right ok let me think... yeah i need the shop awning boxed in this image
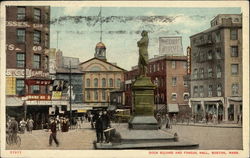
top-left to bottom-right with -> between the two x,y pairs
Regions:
6,97 -> 24,107
107,105 -> 117,111
167,104 -> 179,113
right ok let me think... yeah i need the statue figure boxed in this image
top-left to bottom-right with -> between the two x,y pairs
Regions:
137,30 -> 149,76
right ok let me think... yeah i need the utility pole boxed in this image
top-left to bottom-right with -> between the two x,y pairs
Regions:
69,60 -> 72,125
23,42 -> 27,120
56,31 -> 60,49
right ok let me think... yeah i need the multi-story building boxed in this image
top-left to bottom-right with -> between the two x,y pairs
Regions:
189,14 -> 242,123
124,55 -> 190,117
79,42 -> 126,109
6,6 -> 51,129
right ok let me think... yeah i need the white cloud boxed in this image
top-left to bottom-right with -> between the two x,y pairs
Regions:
172,14 -> 206,27
63,7 -> 82,16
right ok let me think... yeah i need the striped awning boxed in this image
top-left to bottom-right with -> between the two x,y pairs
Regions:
6,97 -> 24,107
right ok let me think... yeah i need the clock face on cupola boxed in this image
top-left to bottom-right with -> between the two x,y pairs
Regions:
95,42 -> 106,61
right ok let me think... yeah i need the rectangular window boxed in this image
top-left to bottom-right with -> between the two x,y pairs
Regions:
16,53 -> 25,68
171,93 -> 177,101
34,30 -> 41,45
183,93 -> 189,101
232,83 -> 239,96
230,29 -> 238,40
94,90 -> 98,100
17,7 -> 26,20
216,48 -> 222,59
231,46 -> 238,57
231,64 -> 239,75
16,79 -> 25,95
194,69 -> 198,79
45,34 -> 49,48
207,50 -> 212,60
17,29 -> 25,43
33,54 -> 41,69
172,61 -> 176,69
86,90 -> 90,100
208,67 -> 213,78
208,85 -> 213,97
172,77 -> 177,86
217,84 -> 222,97
183,80 -> 188,87
102,90 -> 106,100
199,68 -> 204,79
215,31 -> 221,43
44,56 -> 49,70
199,85 -> 204,97
34,8 -> 41,22
194,86 -> 198,98
31,85 -> 40,94
216,65 -> 222,78
45,13 -> 49,24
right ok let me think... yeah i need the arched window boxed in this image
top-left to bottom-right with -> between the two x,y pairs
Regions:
102,90 -> 106,100
86,79 -> 90,87
94,78 -> 98,88
102,78 -> 106,88
86,90 -> 90,100
109,78 -> 113,87
116,79 -> 121,88
94,90 -> 98,100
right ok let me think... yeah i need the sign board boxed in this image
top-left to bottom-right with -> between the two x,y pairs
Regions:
52,91 -> 62,100
159,37 -> 183,56
6,77 -> 16,95
187,46 -> 192,75
62,56 -> 79,68
6,69 -> 49,78
26,94 -> 51,101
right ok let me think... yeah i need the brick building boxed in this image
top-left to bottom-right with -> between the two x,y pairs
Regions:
79,42 -> 126,110
189,14 -> 242,123
6,6 -> 51,129
124,55 -> 190,117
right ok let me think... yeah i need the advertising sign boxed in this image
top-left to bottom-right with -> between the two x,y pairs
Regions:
159,37 -> 183,56
187,46 -> 192,75
6,77 -> 16,95
52,91 -> 62,100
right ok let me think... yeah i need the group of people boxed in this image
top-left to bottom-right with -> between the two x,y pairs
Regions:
93,111 -> 111,143
6,117 -> 34,134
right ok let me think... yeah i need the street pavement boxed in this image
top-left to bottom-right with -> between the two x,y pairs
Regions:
5,122 -> 243,150
161,124 -> 243,150
6,121 -> 96,150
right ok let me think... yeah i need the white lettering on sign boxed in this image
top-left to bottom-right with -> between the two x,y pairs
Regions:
6,69 -> 49,78
33,46 -> 42,51
33,24 -> 43,28
159,37 -> 183,55
6,44 -> 22,51
6,21 -> 31,27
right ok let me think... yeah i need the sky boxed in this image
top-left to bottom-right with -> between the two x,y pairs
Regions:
50,7 -> 241,70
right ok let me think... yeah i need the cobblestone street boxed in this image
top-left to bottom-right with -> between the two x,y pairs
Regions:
6,122 -> 243,150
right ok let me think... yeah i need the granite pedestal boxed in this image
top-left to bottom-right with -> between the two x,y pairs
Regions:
94,77 -> 199,149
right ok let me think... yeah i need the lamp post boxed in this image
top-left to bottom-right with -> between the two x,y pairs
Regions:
154,77 -> 159,113
69,60 -> 72,125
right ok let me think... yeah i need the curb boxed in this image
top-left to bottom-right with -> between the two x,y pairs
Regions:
174,123 -> 242,128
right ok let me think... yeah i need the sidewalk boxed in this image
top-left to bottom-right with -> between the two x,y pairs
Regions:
174,122 -> 242,128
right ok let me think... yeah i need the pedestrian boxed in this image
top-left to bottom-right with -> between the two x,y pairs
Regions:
213,113 -> 217,124
156,114 -> 162,129
172,114 -> 177,125
19,118 -> 27,134
95,111 -> 104,143
49,118 -> 59,147
8,117 -> 19,140
102,111 -> 111,143
77,117 -> 81,129
27,118 -> 34,133
165,114 -> 171,129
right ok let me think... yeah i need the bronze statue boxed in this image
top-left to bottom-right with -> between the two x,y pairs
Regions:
137,30 -> 149,76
